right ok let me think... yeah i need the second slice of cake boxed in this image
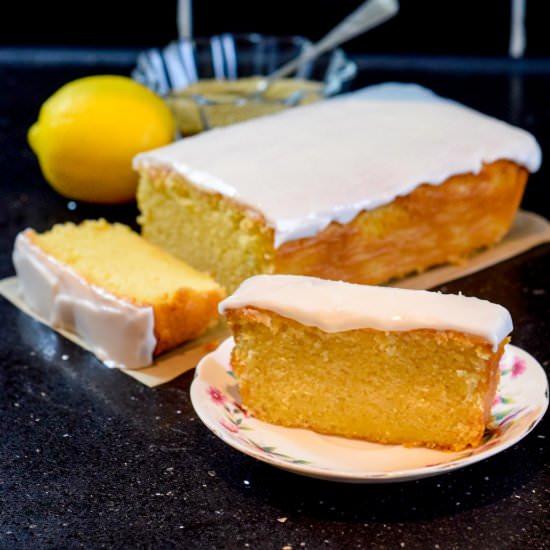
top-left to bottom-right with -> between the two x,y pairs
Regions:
13,219 -> 225,369
220,275 -> 512,451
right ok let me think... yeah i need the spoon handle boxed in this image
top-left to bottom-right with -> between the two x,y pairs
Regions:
268,0 -> 399,82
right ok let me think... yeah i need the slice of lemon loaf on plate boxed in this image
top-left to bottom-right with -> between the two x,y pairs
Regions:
13,219 -> 224,368
220,274 -> 512,451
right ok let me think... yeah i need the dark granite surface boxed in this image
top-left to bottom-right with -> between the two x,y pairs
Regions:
0,54 -> 548,549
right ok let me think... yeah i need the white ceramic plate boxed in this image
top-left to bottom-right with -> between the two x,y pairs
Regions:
190,339 -> 548,483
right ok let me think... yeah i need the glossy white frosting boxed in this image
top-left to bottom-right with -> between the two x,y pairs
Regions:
12,231 -> 156,369
134,92 -> 541,248
219,275 -> 513,351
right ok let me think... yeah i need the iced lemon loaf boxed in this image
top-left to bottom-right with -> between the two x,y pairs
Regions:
13,219 -> 224,368
135,94 -> 541,292
220,275 -> 512,451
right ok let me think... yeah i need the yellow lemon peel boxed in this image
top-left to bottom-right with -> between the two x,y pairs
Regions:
28,75 -> 175,204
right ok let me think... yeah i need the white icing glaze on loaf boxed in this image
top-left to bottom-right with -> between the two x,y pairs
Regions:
219,275 -> 513,351
13,231 -> 156,369
134,96 -> 541,248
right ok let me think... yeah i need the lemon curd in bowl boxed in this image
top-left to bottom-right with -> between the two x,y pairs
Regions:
165,76 -> 323,135
132,33 -> 357,135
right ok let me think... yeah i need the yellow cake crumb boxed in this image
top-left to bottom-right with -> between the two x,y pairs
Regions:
137,160 -> 527,293
27,219 -> 225,355
225,306 -> 505,451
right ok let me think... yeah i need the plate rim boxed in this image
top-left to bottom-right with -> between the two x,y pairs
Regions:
190,339 -> 549,483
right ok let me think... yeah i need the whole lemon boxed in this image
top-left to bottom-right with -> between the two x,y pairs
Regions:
28,75 -> 175,204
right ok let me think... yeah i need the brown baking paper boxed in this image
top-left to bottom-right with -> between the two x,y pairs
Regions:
1,210 -> 549,387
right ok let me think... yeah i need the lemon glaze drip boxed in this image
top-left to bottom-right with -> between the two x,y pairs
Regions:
219,275 -> 513,352
13,231 -> 156,369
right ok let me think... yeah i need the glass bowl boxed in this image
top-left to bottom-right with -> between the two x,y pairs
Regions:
132,33 -> 357,135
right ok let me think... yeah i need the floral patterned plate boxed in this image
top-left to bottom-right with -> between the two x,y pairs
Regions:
190,338 -> 548,483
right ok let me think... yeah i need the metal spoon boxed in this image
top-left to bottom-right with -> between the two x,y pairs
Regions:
254,0 -> 399,96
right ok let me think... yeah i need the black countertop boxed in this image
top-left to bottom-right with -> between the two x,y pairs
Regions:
0,52 -> 548,549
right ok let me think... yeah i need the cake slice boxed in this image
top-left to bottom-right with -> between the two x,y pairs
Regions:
12,219 -> 224,369
134,94 -> 541,292
220,275 -> 512,451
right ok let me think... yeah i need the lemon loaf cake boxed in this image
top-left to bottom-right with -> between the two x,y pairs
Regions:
220,274 -> 512,451
12,219 -> 224,369
135,93 -> 541,292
